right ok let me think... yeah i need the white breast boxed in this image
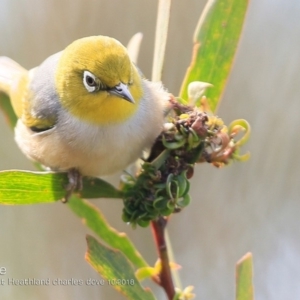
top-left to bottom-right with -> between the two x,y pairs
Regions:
15,80 -> 168,176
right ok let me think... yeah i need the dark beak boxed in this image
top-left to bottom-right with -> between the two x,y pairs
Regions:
109,83 -> 135,104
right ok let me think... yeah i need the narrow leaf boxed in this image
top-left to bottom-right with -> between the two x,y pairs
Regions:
0,170 -> 122,205
135,267 -> 157,282
80,176 -> 122,199
236,252 -> 254,300
68,197 -> 148,269
86,235 -> 156,300
0,170 -> 67,204
180,0 -> 249,112
152,0 -> 172,81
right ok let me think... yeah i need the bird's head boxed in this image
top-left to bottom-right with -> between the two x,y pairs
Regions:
55,35 -> 143,125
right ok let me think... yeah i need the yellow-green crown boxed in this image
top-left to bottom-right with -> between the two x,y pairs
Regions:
55,35 -> 143,125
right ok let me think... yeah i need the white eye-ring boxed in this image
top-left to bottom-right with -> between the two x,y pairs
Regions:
83,70 -> 99,93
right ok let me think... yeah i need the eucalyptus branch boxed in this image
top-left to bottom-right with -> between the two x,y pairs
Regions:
151,217 -> 175,300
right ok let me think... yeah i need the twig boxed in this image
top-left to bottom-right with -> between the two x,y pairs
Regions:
151,217 -> 175,300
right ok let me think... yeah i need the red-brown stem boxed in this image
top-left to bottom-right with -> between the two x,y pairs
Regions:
151,217 -> 175,300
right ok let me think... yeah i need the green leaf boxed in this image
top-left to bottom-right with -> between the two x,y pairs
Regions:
86,235 -> 156,300
80,176 -> 122,199
68,197 -> 148,269
135,267 -> 158,282
236,252 -> 254,300
0,93 -> 17,128
0,170 -> 122,204
179,0 -> 249,112
0,170 -> 67,204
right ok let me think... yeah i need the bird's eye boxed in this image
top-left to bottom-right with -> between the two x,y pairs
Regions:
83,71 -> 99,93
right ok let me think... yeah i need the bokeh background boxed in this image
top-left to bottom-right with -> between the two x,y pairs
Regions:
1,0 -> 300,299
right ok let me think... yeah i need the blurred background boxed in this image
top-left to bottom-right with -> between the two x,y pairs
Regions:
1,0 -> 300,299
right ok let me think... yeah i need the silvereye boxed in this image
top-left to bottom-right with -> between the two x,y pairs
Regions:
0,36 -> 168,186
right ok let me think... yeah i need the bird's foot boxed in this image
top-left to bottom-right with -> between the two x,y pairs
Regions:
62,168 -> 83,203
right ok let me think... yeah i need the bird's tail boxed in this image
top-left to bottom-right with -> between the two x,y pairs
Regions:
0,56 -> 26,96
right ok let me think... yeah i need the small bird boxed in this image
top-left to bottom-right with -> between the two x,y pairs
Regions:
0,35 -> 168,198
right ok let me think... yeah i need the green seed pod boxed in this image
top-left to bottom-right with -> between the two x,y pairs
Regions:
167,200 -> 175,210
177,193 -> 191,208
174,133 -> 185,141
162,135 -> 186,150
153,197 -> 167,210
166,173 -> 174,199
122,212 -> 131,223
176,171 -> 189,197
161,207 -> 174,216
137,219 -> 150,227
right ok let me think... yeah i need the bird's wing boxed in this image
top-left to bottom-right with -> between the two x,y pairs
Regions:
0,57 -> 27,95
0,56 -> 29,118
0,56 -> 58,131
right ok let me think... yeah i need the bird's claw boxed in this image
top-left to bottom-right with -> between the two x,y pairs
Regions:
62,169 -> 83,203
